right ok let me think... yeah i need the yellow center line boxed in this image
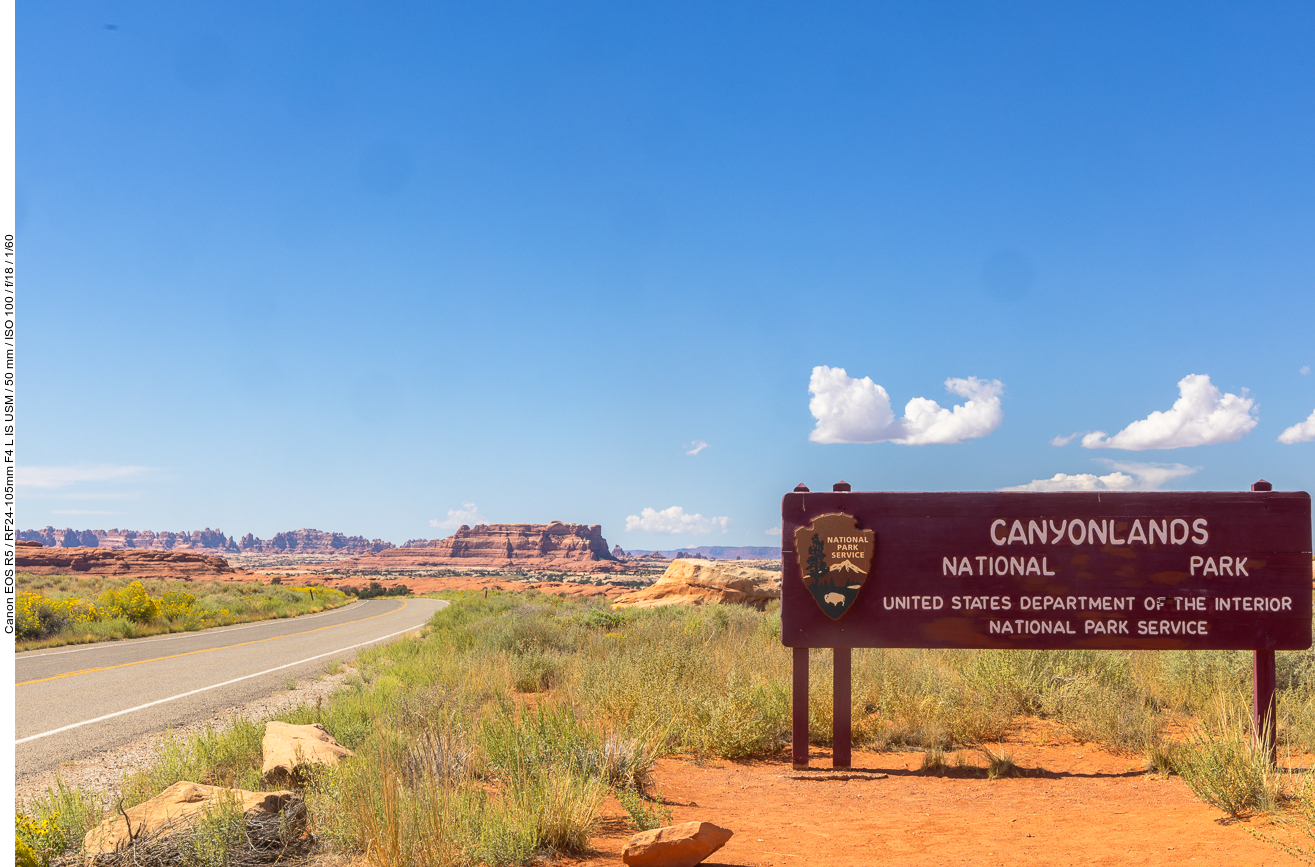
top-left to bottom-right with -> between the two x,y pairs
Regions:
17,599 -> 410,687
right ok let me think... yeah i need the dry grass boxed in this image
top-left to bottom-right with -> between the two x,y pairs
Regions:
18,591 -> 1315,867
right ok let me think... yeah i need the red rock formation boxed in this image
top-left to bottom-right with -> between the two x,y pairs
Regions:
20,526 -> 239,551
238,529 -> 392,555
18,526 -> 393,555
16,546 -> 241,579
322,522 -> 626,573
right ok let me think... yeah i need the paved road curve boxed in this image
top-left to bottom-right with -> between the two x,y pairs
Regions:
16,597 -> 448,777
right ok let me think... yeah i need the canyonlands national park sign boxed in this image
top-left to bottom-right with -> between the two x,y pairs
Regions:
782,487 -> 1312,651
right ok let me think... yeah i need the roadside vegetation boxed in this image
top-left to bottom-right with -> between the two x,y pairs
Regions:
14,574 -> 351,650
17,591 -> 1315,866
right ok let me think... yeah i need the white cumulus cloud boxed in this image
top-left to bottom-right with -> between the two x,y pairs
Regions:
807,366 -> 1004,445
999,472 -> 1136,493
684,440 -> 709,456
625,506 -> 730,536
19,464 -> 151,489
1049,433 -> 1079,447
1081,374 -> 1257,450
1278,408 -> 1315,444
430,502 -> 486,531
764,525 -> 781,536
1000,461 -> 1198,492
1301,365 -> 1311,376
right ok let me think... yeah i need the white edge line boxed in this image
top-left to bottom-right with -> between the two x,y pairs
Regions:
16,605 -> 445,745
16,601 -> 368,660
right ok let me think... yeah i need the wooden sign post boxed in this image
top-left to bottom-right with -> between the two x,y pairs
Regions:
782,482 -> 1313,770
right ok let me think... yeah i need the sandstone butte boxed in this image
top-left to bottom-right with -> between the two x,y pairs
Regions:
317,521 -> 630,573
611,559 -> 781,610
15,541 -> 245,580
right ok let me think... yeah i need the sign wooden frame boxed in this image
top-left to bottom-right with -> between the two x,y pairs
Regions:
781,481 -> 1313,769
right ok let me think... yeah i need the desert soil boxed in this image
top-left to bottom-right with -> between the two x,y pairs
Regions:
573,728 -> 1312,867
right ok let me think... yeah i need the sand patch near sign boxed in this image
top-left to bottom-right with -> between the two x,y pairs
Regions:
567,739 -> 1313,867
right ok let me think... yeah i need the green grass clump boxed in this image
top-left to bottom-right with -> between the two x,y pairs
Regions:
981,746 -> 1018,780
1174,705 -> 1283,817
16,781 -> 103,867
920,746 -> 946,774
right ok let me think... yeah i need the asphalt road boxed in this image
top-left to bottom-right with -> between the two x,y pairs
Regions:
16,597 -> 448,778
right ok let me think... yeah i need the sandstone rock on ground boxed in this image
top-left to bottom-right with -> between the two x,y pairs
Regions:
621,821 -> 733,867
321,521 -> 629,573
83,781 -> 303,860
262,722 -> 354,784
16,546 -> 242,580
611,559 -> 781,610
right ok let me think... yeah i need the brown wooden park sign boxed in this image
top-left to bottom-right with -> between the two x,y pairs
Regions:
780,481 -> 1312,770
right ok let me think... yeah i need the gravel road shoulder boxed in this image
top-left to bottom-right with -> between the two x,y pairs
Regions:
15,663 -> 360,810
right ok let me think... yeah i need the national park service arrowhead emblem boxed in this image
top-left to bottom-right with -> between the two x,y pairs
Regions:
794,513 -> 875,620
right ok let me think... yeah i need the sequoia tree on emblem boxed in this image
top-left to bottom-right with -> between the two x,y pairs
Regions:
793,513 -> 876,619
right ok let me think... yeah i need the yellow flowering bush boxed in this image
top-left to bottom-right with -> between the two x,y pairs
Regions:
16,811 -> 65,867
15,578 -> 349,646
98,580 -> 159,623
15,594 -> 96,640
63,598 -> 98,625
16,592 -> 53,640
158,589 -> 198,621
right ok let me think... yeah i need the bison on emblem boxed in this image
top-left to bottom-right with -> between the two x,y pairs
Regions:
794,513 -> 876,620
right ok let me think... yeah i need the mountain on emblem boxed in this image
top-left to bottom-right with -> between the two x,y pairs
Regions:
794,513 -> 876,620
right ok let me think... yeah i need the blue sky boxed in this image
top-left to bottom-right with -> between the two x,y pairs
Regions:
19,2 -> 1315,549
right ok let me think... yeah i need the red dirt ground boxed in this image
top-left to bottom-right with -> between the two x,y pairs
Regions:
571,732 -> 1313,866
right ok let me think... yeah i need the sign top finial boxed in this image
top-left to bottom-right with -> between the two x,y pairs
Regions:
1252,479 -> 1273,492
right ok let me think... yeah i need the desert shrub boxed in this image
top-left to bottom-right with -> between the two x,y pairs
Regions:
17,780 -> 104,867
579,608 -> 628,630
340,580 -> 411,599
694,674 -> 788,759
158,589 -> 199,622
848,648 -> 1014,749
17,593 -> 69,640
510,650 -> 557,693
510,771 -> 606,855
1175,704 -> 1282,817
1040,676 -> 1162,754
617,788 -> 673,831
122,718 -> 266,805
981,746 -> 1018,780
488,607 -> 571,656
98,581 -> 159,623
1247,768 -> 1315,862
586,730 -> 661,792
15,810 -> 70,867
